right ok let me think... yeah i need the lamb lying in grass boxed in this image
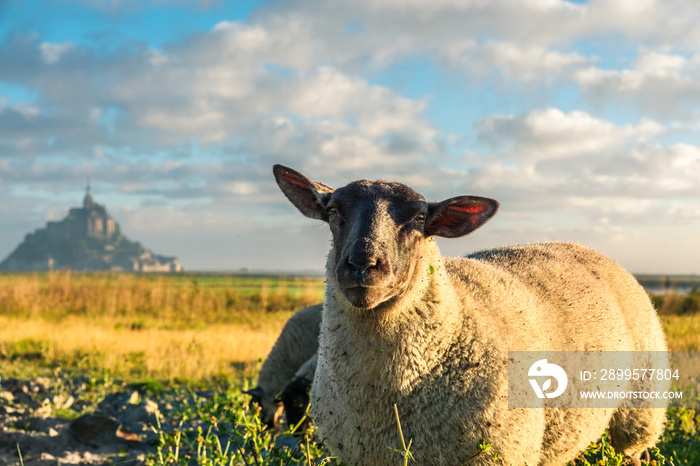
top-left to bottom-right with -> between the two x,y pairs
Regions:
273,164 -> 668,465
246,303 -> 321,428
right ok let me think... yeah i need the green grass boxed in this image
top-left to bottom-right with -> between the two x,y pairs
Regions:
143,390 -> 696,466
144,386 -> 336,465
652,289 -> 700,317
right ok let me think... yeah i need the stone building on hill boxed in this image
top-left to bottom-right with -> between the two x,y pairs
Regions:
0,184 -> 183,272
45,184 -> 119,240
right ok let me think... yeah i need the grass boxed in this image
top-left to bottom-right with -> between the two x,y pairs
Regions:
0,316 -> 295,382
662,313 -> 700,351
1,272 -> 699,465
0,271 -> 324,383
143,386 -> 334,465
651,288 -> 700,317
658,289 -> 700,352
0,271 -> 324,323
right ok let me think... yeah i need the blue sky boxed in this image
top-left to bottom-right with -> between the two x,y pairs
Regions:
1,0 -> 699,273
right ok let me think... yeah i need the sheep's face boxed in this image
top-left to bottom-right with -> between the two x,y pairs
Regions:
326,180 -> 426,309
273,165 -> 499,310
244,386 -> 283,428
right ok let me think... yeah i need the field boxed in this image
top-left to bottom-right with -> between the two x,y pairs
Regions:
0,272 -> 699,465
0,272 -> 325,383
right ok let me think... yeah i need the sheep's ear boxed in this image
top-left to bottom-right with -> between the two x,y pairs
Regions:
425,196 -> 499,238
273,164 -> 334,221
243,386 -> 265,404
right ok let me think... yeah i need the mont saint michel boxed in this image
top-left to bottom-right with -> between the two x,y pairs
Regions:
0,185 -> 183,272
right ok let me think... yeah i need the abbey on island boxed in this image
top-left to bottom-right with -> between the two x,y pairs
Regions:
0,184 -> 182,272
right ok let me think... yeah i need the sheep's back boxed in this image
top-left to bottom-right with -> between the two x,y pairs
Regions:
258,303 -> 323,395
446,241 -> 665,353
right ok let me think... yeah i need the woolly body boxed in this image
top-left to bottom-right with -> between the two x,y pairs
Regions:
314,242 -> 666,465
253,303 -> 322,427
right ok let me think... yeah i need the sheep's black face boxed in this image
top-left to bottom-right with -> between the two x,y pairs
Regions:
326,181 -> 427,309
273,165 -> 499,310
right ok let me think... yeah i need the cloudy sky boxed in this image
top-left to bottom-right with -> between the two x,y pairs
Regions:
1,0 -> 699,274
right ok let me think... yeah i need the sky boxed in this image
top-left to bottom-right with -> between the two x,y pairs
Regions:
0,0 -> 699,274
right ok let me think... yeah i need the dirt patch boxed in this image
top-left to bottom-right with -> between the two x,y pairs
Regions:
0,377 -> 185,465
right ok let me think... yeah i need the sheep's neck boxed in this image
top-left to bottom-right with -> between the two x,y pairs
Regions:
322,241 -> 467,396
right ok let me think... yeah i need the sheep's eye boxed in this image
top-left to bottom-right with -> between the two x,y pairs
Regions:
415,213 -> 426,222
327,207 -> 338,216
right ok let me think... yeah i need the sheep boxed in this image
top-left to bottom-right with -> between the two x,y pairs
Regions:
246,302 -> 322,428
279,353 -> 318,429
272,164 -> 668,466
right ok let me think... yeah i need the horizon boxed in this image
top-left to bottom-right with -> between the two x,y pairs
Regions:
1,0 -> 699,274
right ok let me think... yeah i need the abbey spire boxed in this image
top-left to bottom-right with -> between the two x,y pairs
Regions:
84,178 -> 95,209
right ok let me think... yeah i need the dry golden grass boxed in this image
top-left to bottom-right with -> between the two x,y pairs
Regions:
0,272 -> 323,324
662,313 -> 700,351
0,314 -> 293,382
0,272 -> 324,383
650,291 -> 700,351
1,273 -> 698,384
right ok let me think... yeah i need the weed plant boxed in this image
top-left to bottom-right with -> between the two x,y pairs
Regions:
145,385 -> 338,465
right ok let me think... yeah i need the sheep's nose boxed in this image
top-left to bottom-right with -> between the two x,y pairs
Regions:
347,256 -> 378,274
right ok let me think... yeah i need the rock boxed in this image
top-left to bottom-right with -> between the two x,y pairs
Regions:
33,400 -> 53,419
52,393 -> 75,410
32,377 -> 52,393
0,405 -> 19,415
33,402 -> 53,419
97,391 -> 161,436
119,397 -> 160,427
116,425 -> 142,442
4,380 -> 40,410
127,391 -> 140,405
69,414 -> 142,447
98,392 -> 138,415
0,377 -> 159,466
275,434 -> 302,450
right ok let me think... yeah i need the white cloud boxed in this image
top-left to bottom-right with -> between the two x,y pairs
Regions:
6,0 -> 700,159
634,52 -> 688,78
39,42 -> 73,64
575,51 -> 700,119
429,40 -> 593,83
12,103 -> 40,118
476,108 -> 664,160
0,18 -> 440,172
287,67 -> 432,137
225,181 -> 258,196
459,109 -> 700,251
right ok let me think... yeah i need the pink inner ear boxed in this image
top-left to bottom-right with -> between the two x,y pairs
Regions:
447,204 -> 487,215
283,172 -> 310,189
